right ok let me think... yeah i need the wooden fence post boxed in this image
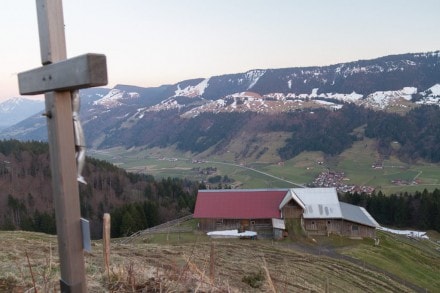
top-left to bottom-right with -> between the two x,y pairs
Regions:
103,213 -> 111,277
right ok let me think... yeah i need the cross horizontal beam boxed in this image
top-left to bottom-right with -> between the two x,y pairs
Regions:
18,53 -> 107,95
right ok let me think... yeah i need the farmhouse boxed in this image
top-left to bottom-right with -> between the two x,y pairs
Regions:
193,188 -> 379,239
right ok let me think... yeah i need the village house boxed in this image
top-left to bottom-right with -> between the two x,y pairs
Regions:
193,187 -> 379,239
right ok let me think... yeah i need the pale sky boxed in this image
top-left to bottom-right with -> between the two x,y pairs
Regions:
1,0 -> 439,101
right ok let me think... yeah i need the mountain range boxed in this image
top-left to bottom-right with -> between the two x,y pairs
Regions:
0,97 -> 44,130
1,51 -> 439,163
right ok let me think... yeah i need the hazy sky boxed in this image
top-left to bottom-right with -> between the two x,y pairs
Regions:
1,0 -> 439,101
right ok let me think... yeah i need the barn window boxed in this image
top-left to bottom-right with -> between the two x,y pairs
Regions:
327,221 -> 331,224
311,221 -> 315,225
250,220 -> 256,225
352,225 -> 359,231
216,219 -> 223,225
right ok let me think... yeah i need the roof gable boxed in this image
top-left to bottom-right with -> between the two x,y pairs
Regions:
292,188 -> 343,219
279,189 -> 306,210
194,189 -> 288,219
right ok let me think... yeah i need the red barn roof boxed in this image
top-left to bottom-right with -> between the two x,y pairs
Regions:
193,189 -> 288,219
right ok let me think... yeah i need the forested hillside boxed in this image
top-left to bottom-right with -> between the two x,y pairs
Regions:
0,140 -> 199,238
116,104 -> 440,164
341,189 -> 440,232
277,105 -> 440,163
365,105 -> 440,162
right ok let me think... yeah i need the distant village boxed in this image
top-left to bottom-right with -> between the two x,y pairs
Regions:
190,158 -> 422,193
310,170 -> 376,194
311,168 -> 422,194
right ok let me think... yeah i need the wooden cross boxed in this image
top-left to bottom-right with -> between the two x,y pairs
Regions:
17,0 -> 107,292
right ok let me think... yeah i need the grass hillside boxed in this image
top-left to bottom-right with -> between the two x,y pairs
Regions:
1,224 -> 439,292
340,231 -> 440,292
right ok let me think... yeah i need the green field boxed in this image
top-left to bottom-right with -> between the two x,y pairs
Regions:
88,142 -> 440,194
341,230 -> 440,292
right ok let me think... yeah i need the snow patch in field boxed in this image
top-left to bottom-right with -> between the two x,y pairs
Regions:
207,229 -> 257,238
378,226 -> 429,239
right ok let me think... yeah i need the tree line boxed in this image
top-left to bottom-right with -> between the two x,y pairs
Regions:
340,189 -> 440,232
2,174 -> 199,239
0,140 -> 199,238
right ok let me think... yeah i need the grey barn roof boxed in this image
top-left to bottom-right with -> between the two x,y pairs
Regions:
291,188 -> 343,219
280,187 -> 379,228
340,202 -> 380,228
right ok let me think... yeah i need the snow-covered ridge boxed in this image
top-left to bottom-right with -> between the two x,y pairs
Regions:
93,89 -> 139,108
361,87 -> 417,109
416,84 -> 440,105
0,97 -> 43,113
93,83 -> 440,119
174,78 -> 210,98
0,97 -> 27,112
145,84 -> 440,118
414,51 -> 440,58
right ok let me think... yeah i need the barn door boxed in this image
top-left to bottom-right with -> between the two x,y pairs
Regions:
240,219 -> 250,231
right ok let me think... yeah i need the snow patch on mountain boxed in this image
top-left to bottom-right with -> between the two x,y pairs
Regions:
0,97 -> 45,128
179,90 -> 349,118
147,98 -> 183,112
93,89 -> 124,107
0,97 -> 27,112
176,84 -> 439,117
414,51 -> 440,58
314,100 -> 343,110
425,84 -> 440,96
265,91 -> 363,103
322,92 -> 364,102
128,92 -> 140,98
245,70 -> 266,90
230,92 -> 263,99
93,89 -> 139,108
362,87 -> 417,109
174,78 -> 210,97
335,64 -> 385,78
416,84 -> 440,105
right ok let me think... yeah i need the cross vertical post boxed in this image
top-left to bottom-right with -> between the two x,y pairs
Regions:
17,0 -> 107,291
36,0 -> 86,291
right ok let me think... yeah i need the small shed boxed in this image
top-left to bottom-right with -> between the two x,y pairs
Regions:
272,218 -> 286,239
